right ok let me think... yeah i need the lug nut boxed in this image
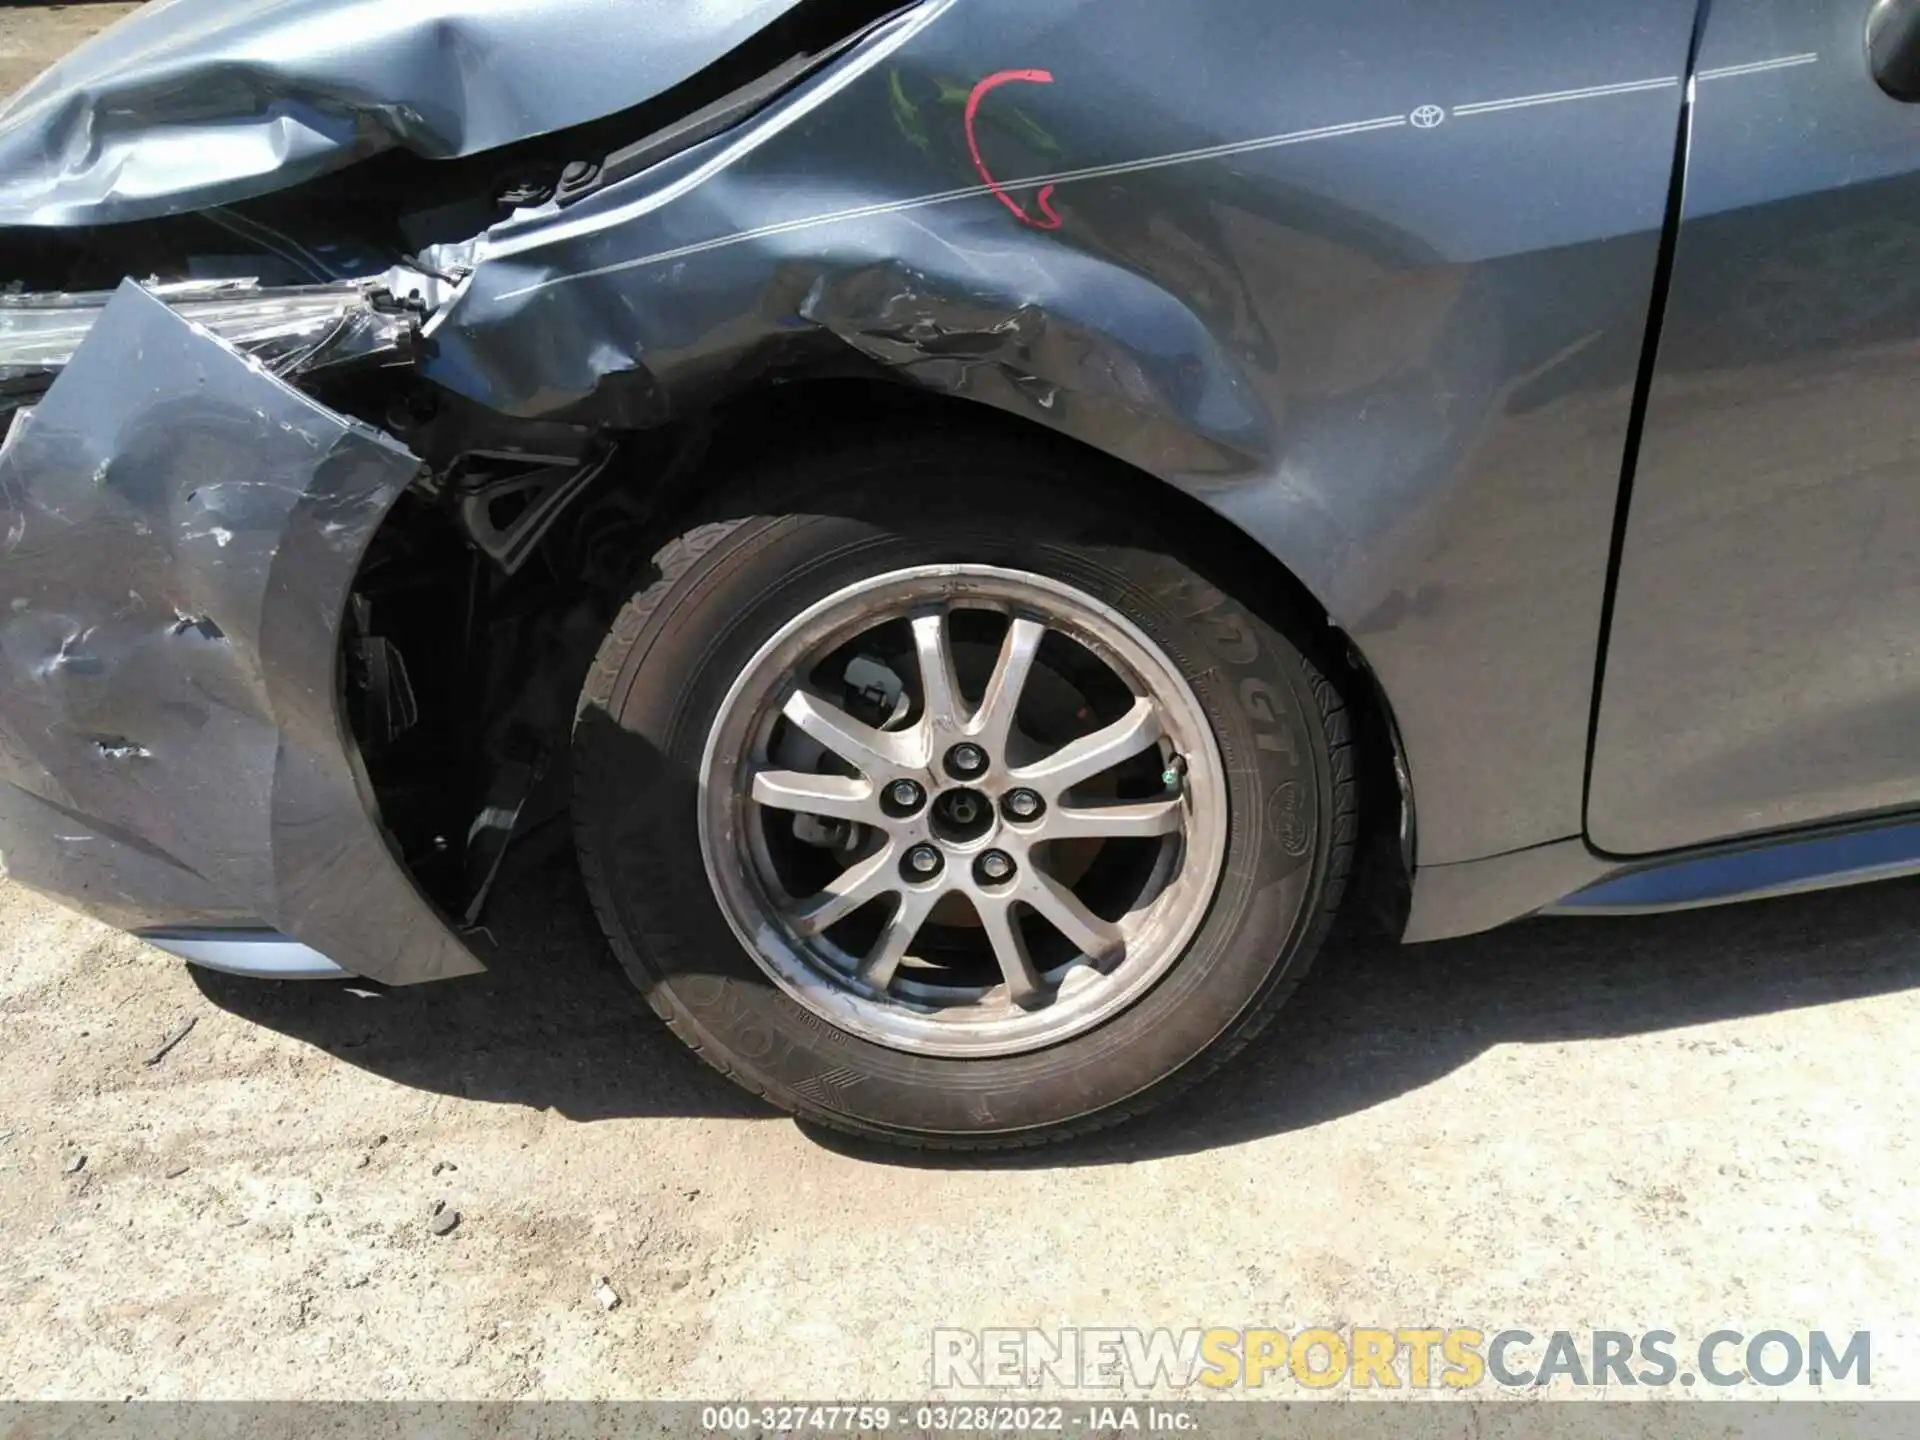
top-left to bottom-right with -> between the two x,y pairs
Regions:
888,779 -> 925,811
976,849 -> 1016,884
946,742 -> 988,778
1004,788 -> 1044,821
903,844 -> 944,879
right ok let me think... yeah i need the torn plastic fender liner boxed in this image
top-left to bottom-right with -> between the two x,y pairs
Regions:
0,282 -> 482,984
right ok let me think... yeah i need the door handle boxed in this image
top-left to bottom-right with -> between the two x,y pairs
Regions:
1869,0 -> 1920,100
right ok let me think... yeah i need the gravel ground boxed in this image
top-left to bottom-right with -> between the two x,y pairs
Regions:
4,0 -> 1920,1416
4,856 -> 1920,1402
0,4 -> 141,100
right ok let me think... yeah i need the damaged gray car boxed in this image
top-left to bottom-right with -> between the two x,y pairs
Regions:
6,0 -> 1920,1146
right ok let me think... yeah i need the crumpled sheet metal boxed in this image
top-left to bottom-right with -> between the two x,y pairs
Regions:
425,0 -> 1689,865
0,0 -> 808,227
0,282 -> 482,984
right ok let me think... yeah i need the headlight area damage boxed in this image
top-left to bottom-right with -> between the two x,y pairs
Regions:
0,0 -> 961,984
0,276 -> 432,420
0,281 -> 482,983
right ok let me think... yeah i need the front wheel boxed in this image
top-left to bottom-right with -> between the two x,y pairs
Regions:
571,434 -> 1354,1148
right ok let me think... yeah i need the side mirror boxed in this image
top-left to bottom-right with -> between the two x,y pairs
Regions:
1869,0 -> 1920,100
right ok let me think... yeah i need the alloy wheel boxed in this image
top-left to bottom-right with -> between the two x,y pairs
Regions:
698,564 -> 1228,1058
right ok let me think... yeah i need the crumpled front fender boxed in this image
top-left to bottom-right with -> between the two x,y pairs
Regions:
0,282 -> 481,984
420,0 -> 1686,869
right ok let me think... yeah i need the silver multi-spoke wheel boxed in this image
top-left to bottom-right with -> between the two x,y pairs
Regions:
699,564 -> 1228,1057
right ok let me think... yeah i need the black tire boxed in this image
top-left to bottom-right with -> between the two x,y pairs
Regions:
571,430 -> 1355,1149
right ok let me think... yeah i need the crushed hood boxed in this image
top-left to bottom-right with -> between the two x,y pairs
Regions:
0,0 -> 807,227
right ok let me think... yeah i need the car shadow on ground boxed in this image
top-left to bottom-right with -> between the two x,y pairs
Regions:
191,846 -> 1920,1167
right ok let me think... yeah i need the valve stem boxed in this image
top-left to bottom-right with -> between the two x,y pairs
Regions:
1162,753 -> 1188,794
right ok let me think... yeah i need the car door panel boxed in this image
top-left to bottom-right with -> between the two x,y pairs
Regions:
1590,0 -> 1920,855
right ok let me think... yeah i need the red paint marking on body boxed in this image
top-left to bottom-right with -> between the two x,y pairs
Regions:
965,69 -> 1062,230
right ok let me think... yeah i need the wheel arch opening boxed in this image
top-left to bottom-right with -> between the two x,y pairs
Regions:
341,374 -> 1413,946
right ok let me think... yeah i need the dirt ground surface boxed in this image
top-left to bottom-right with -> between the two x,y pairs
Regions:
5,856 -> 1920,1404
4,0 -> 1920,1418
0,4 -> 141,99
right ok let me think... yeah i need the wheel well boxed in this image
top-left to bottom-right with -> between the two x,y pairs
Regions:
346,376 -> 1411,937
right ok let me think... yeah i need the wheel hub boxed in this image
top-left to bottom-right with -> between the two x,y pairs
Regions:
931,785 -> 997,846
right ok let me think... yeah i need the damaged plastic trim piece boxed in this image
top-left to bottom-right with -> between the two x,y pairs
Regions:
141,929 -> 352,980
0,282 -> 483,985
